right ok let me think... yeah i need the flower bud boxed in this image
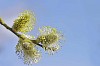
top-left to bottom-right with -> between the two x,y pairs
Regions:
12,10 -> 36,33
16,38 -> 41,65
37,26 -> 63,54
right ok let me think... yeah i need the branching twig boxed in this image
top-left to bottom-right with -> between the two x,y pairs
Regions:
0,18 -> 23,39
0,18 -> 42,48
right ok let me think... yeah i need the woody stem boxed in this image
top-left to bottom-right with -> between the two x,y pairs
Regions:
0,18 -> 42,47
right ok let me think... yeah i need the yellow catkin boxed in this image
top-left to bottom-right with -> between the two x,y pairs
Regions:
12,10 -> 36,33
36,26 -> 63,54
16,38 -> 41,65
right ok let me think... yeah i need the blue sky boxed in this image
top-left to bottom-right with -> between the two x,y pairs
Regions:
0,0 -> 100,66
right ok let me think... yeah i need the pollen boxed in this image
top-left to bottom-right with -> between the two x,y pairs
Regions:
36,26 -> 63,54
16,38 -> 41,65
12,10 -> 36,33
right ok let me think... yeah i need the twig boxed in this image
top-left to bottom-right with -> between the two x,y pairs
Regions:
0,18 -> 42,47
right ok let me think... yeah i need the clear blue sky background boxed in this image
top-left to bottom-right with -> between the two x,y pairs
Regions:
0,0 -> 100,66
